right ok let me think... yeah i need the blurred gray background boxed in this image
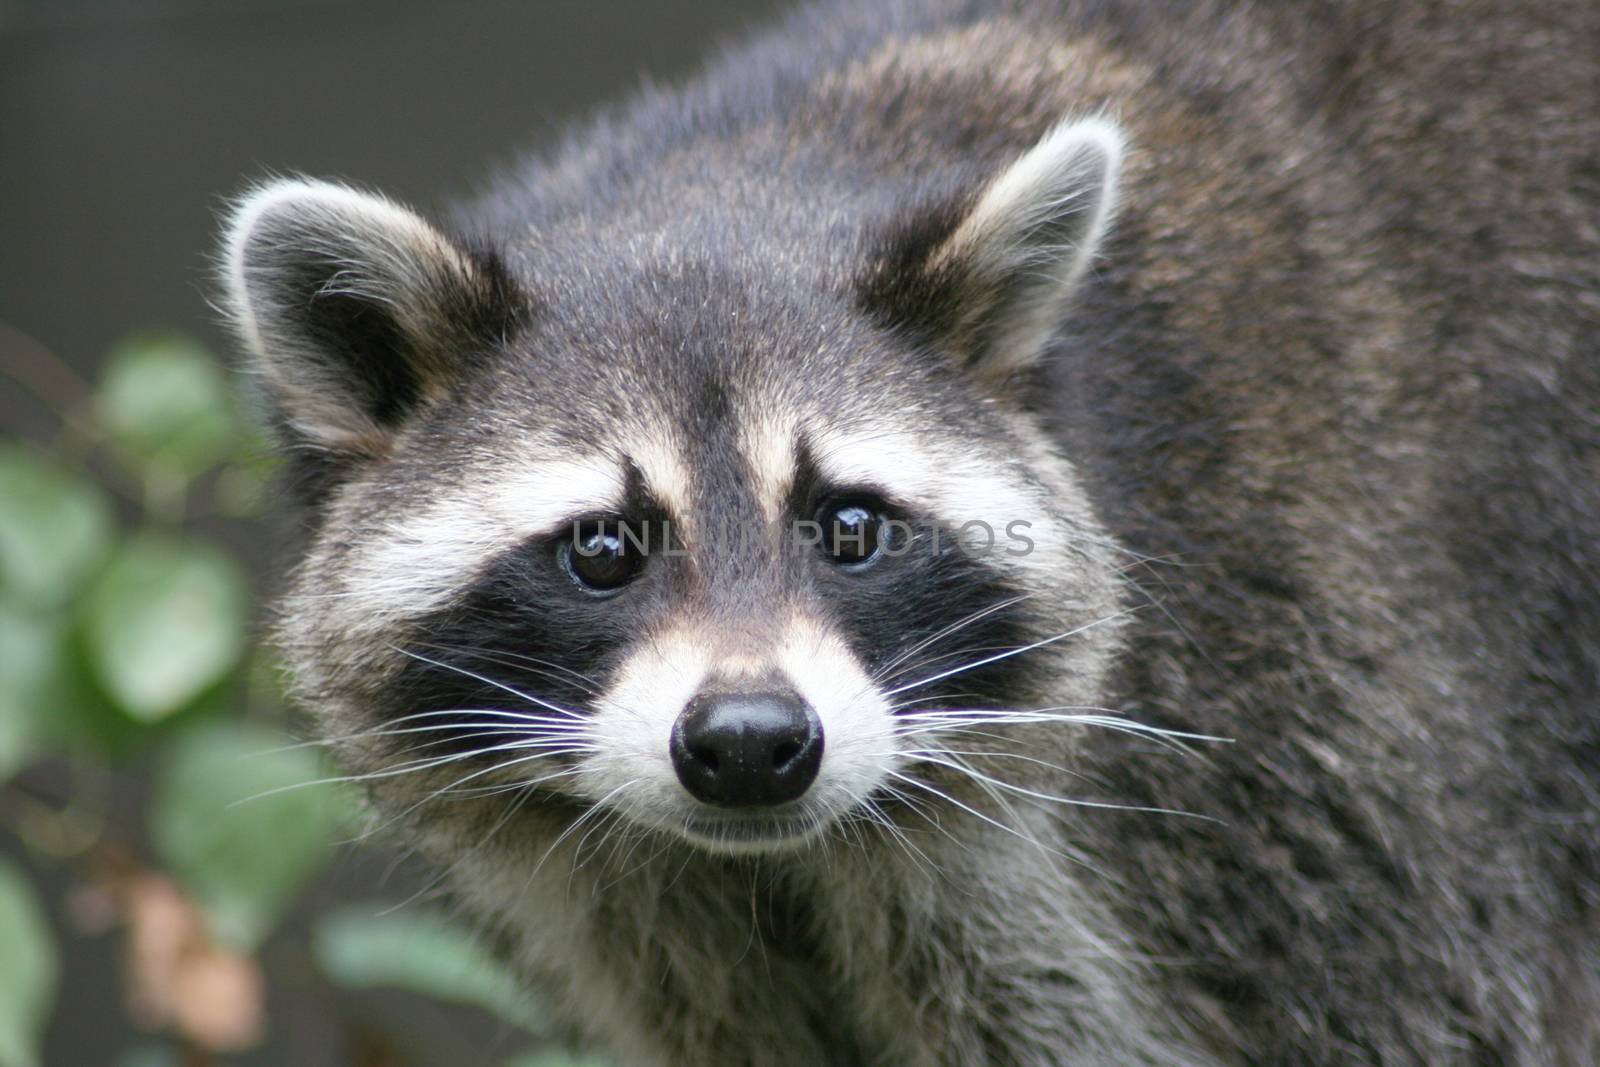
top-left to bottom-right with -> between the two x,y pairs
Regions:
1,0 -> 790,453
0,1 -> 789,1063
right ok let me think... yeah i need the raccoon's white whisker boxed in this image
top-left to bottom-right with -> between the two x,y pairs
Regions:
925,747 -> 1035,846
593,835 -> 652,893
313,714 -> 595,750
388,646 -> 589,721
857,713 -> 992,755
372,734 -> 596,768
382,707 -> 592,729
376,754 -> 588,824
881,643 -> 1032,688
900,752 -> 1212,820
240,734 -> 596,805
902,720 -> 1196,760
409,642 -> 605,696
882,693 -> 993,715
324,727 -> 595,764
896,739 -> 1107,796
856,796 -> 943,877
1105,544 -> 1192,570
348,762 -> 587,845
639,830 -> 685,884
895,707 -> 1223,740
271,752 -> 566,812
247,713 -> 583,758
882,610 -> 1134,697
887,769 -> 1018,839
571,805 -> 633,886
885,770 -> 1072,865
894,709 -> 1227,756
866,785 -> 966,872
875,781 -> 946,830
804,807 -> 831,852
873,593 -> 1035,682
384,737 -> 596,774
530,779 -> 641,885
894,703 -> 1121,718
858,702 -> 1169,748
227,762 -> 442,805
387,740 -> 598,774
378,738 -> 593,769
886,747 -> 1095,784
433,772 -> 584,813
829,812 -> 861,858
900,726 -> 1024,750
385,731 -> 595,761
596,817 -> 679,892
440,773 -> 584,800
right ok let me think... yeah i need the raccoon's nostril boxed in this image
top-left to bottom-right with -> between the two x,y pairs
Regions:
670,690 -> 823,808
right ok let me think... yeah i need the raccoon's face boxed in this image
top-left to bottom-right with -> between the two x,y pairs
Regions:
223,119 -> 1129,856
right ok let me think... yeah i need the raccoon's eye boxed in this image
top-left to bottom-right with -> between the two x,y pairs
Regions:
818,499 -> 886,568
560,520 -> 644,594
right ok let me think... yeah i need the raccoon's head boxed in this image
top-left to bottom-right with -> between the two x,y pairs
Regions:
221,118 -> 1130,859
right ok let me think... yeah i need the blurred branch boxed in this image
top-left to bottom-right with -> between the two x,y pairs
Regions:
0,319 -> 93,419
0,319 -> 148,504
2,763 -> 118,858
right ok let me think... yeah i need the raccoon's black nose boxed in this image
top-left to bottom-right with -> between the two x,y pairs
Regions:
670,691 -> 823,807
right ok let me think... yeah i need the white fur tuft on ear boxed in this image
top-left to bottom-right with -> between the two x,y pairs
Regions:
938,116 -> 1125,378
223,179 -> 467,354
219,178 -> 517,453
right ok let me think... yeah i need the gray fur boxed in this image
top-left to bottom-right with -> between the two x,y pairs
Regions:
219,1 -> 1600,1064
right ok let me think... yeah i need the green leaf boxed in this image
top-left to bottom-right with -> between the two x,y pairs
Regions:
97,334 -> 239,480
81,535 -> 247,722
0,609 -> 58,778
150,722 -> 344,951
0,859 -> 58,1067
315,905 -> 549,1035
0,605 -> 136,769
0,446 -> 114,609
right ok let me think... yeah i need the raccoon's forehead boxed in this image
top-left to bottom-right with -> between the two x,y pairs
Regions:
393,375 -> 1030,531
412,272 -> 1028,525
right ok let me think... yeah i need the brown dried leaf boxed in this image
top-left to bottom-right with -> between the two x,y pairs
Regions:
124,875 -> 195,1031
119,872 -> 265,1053
170,947 -> 263,1052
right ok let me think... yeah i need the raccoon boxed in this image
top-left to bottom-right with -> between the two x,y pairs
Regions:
217,0 -> 1600,1063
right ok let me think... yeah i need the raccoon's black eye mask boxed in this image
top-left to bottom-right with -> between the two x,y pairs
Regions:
549,492 -> 907,597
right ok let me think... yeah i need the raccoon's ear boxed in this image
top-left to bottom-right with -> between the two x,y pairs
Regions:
220,178 -> 525,453
864,117 -> 1123,382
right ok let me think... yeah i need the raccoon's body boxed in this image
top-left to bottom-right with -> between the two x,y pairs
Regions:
219,1 -> 1600,1064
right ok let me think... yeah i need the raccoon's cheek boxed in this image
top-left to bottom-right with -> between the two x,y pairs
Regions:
571,620 -> 899,837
